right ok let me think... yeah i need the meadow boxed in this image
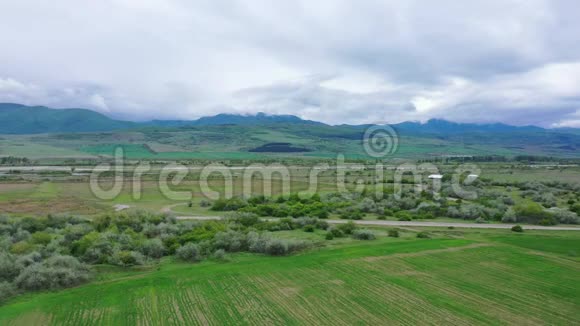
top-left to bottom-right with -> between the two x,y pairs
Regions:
0,228 -> 578,325
1,161 -> 579,325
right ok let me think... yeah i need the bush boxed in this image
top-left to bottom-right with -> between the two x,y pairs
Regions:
110,250 -> 145,266
140,239 -> 166,259
336,221 -> 357,235
304,225 -> 315,232
225,212 -> 260,227
387,229 -> 399,238
0,252 -> 20,282
10,241 -> 34,255
176,243 -> 201,262
501,207 -> 517,223
0,281 -> 17,303
264,239 -> 289,255
14,255 -> 90,291
549,208 -> 580,224
327,227 -> 344,238
212,249 -> 228,261
352,229 -> 376,240
539,218 -> 557,226
210,197 -> 247,211
213,230 -> 246,252
199,200 -> 211,207
514,202 -> 552,224
325,232 -> 334,240
315,220 -> 329,230
511,225 -> 524,232
475,217 -> 486,224
264,239 -> 308,256
416,232 -> 430,239
395,211 -> 412,221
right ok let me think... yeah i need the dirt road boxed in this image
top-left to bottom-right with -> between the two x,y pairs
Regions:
173,215 -> 580,231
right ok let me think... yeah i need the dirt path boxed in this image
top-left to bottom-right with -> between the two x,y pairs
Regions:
160,203 -> 186,214
172,214 -> 580,230
163,201 -> 580,231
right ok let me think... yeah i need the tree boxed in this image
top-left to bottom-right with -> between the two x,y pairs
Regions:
502,207 -> 517,223
140,239 -> 166,259
176,243 -> 201,262
352,229 -> 376,240
511,225 -> 523,232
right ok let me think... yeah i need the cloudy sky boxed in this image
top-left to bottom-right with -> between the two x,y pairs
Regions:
1,0 -> 579,127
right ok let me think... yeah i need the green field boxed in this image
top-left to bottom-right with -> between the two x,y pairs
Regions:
1,229 -> 579,325
3,119 -> 580,161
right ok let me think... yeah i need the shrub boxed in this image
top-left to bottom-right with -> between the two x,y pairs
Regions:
304,225 -> 315,232
395,211 -> 412,221
475,217 -> 486,224
264,239 -> 288,255
295,217 -> 318,228
511,225 -> 524,232
539,218 -> 557,226
325,232 -> 334,240
341,209 -> 364,220
336,221 -> 357,235
247,232 -> 270,253
416,232 -> 430,239
352,229 -> 376,240
176,243 -> 201,262
199,200 -> 211,207
10,241 -> 34,255
315,220 -> 329,230
212,249 -> 228,261
110,250 -> 145,266
264,239 -> 308,256
514,202 -> 552,224
225,212 -> 260,227
140,239 -> 166,259
210,197 -> 247,211
387,229 -> 399,238
0,252 -> 20,282
0,281 -> 17,303
15,252 -> 42,268
213,230 -> 246,252
328,227 -> 344,238
14,255 -> 90,291
549,208 -> 580,224
501,208 -> 517,223
31,232 -> 52,245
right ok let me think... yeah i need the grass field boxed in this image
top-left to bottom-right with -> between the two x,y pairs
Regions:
0,228 -> 578,325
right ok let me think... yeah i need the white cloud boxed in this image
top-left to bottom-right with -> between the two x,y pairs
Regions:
0,0 -> 579,125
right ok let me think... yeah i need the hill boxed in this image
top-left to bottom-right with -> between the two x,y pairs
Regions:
0,103 -> 135,134
1,103 -> 580,159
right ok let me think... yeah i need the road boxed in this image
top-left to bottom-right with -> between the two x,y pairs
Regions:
173,215 -> 580,231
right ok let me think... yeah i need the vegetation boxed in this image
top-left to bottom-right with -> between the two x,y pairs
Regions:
0,211 -> 322,303
0,229 -> 578,325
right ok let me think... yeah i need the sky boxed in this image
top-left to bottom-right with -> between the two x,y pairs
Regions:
0,0 -> 579,127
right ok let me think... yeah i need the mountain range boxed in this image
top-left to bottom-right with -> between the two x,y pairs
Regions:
1,103 -> 579,159
0,103 -> 566,134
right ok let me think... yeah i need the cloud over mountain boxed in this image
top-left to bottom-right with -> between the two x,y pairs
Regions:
0,0 -> 579,126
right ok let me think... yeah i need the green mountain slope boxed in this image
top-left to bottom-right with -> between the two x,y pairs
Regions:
0,103 -> 135,134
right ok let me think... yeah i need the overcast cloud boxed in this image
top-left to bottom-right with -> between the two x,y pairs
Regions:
0,0 -> 579,127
